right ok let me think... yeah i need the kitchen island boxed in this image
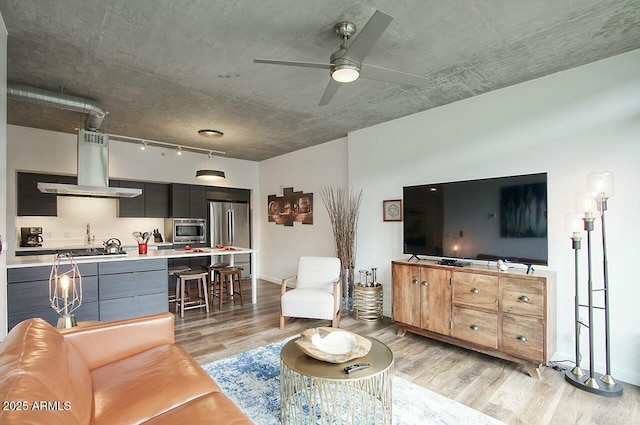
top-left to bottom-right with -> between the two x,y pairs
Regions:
6,247 -> 258,330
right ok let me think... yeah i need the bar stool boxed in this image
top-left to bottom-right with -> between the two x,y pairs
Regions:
168,265 -> 191,308
203,263 -> 229,307
175,270 -> 210,318
216,267 -> 244,309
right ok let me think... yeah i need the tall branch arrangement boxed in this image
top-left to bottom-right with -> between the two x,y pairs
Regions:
320,187 -> 363,274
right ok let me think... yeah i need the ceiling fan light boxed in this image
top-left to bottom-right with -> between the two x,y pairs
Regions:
196,169 -> 225,180
331,66 -> 359,83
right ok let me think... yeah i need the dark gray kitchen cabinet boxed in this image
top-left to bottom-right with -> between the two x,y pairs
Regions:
170,184 -> 190,217
17,172 -> 78,216
206,186 -> 251,203
189,185 -> 208,218
170,184 -> 207,218
115,181 -> 169,218
97,259 -> 168,321
7,263 -> 99,329
116,180 -> 145,217
144,182 -> 170,218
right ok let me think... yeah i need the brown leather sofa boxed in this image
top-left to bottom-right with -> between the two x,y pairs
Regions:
0,312 -> 251,425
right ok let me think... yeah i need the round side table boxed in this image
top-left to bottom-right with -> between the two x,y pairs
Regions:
280,336 -> 393,424
354,284 -> 383,321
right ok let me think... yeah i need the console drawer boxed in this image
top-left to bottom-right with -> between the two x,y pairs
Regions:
502,315 -> 544,362
502,278 -> 544,318
452,306 -> 498,349
453,272 -> 498,311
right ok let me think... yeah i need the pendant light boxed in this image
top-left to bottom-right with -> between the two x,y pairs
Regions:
196,169 -> 225,180
196,150 -> 226,180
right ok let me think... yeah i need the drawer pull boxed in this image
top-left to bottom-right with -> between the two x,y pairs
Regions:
518,295 -> 530,302
516,335 -> 528,342
421,281 -> 430,286
470,324 -> 479,331
470,288 -> 480,294
412,279 -> 419,285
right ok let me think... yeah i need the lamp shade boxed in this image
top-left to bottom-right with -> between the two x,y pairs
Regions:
564,213 -> 584,239
575,191 -> 600,219
587,171 -> 614,200
196,169 -> 225,180
49,253 -> 82,328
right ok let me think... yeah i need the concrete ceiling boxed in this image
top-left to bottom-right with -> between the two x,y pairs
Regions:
1,1 -> 639,162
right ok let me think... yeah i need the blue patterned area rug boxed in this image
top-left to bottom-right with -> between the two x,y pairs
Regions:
201,338 -> 505,425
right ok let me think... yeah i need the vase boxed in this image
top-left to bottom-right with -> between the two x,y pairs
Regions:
342,267 -> 355,311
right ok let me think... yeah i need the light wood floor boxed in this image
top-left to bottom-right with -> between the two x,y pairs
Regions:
174,279 -> 638,425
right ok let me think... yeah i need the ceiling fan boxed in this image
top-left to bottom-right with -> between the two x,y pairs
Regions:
254,10 -> 427,106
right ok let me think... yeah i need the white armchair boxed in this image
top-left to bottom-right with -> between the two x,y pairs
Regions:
280,256 -> 342,329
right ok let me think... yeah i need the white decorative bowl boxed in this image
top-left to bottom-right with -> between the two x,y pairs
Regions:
295,327 -> 372,363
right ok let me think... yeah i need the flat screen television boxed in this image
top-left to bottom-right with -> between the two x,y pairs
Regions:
403,173 -> 548,266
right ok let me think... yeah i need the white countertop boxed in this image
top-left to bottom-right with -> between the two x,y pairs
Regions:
7,247 -> 257,268
15,242 -> 173,252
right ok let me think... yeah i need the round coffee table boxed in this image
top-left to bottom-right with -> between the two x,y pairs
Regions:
280,335 -> 393,424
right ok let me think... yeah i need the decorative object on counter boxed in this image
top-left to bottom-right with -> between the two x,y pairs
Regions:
383,199 -> 403,222
496,259 -> 509,272
320,186 -> 363,311
48,253 -> 82,329
295,327 -> 371,363
267,187 -> 313,226
565,172 -> 622,397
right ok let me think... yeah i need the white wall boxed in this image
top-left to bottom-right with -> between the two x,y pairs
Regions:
348,50 -> 640,385
6,126 -> 259,255
0,13 -> 8,336
257,138 -> 348,282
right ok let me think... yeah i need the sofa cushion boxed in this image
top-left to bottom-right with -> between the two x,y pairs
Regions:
144,393 -> 252,425
90,343 -> 220,425
0,372 -> 80,425
0,318 -> 93,425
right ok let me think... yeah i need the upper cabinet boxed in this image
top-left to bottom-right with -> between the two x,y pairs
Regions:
169,184 -> 208,218
17,172 -> 250,219
170,184 -> 190,218
115,180 -> 169,218
189,185 -> 207,218
17,172 -> 77,216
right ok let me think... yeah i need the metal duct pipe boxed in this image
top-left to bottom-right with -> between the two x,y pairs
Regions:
7,83 -> 106,131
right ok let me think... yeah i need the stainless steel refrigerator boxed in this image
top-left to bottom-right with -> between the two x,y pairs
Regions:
209,201 -> 251,277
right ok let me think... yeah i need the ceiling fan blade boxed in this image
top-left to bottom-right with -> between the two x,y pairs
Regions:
360,64 -> 427,86
318,79 -> 341,106
254,59 -> 331,70
343,10 -> 393,64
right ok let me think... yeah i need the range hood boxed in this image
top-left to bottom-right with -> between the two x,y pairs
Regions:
38,130 -> 142,198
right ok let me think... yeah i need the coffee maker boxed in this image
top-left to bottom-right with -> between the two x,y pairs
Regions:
20,227 -> 43,247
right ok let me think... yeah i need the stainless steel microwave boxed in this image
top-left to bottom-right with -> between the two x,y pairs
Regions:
172,218 -> 206,244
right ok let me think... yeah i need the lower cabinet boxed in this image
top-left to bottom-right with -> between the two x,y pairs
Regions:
7,259 -> 169,329
392,260 -> 556,379
7,263 -> 99,329
98,259 -> 168,321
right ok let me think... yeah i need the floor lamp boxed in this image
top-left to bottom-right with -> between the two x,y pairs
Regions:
565,174 -> 623,397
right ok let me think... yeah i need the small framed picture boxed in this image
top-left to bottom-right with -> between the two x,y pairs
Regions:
383,199 -> 403,222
